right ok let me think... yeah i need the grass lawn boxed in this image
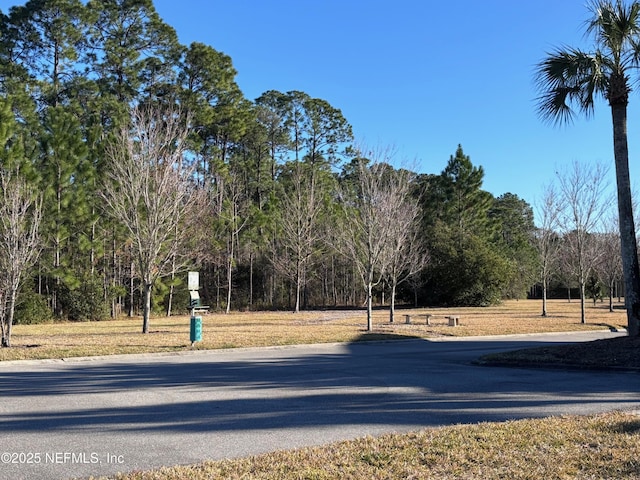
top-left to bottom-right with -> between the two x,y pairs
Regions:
1,299 -> 628,362
98,411 -> 640,480
3,299 -> 639,479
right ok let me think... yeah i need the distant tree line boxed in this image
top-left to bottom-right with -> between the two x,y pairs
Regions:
0,0 -> 624,342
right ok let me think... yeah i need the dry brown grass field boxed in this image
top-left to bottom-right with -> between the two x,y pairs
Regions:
98,411 -> 640,480
0,298 -> 628,362
5,299 -> 639,479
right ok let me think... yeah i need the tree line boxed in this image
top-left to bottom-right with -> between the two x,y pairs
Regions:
0,0 -> 632,345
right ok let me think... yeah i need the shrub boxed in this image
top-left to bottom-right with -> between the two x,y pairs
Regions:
154,276 -> 190,315
14,292 -> 53,325
58,277 -> 110,321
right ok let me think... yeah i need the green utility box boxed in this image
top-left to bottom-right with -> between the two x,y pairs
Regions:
190,316 -> 202,344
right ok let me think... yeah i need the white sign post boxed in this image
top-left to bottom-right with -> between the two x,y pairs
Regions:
188,271 -> 199,291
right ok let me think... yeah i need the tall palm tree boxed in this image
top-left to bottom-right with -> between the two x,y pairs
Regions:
535,0 -> 640,336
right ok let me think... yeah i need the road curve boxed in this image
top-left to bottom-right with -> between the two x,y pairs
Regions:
0,331 -> 638,480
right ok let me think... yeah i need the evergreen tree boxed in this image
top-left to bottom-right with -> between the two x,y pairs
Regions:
0,7 -> 41,127
489,193 -> 538,299
439,145 -> 493,246
84,0 -> 181,105
37,105 -> 89,316
179,41 -> 248,176
422,145 -> 508,306
2,0 -> 89,107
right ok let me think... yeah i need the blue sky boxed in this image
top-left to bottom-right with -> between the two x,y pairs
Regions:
150,0 -> 633,212
1,0 -> 634,212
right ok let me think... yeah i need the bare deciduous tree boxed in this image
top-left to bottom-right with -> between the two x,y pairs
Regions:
556,161 -> 610,324
218,167 -> 251,314
337,149 -> 411,331
533,183 -> 562,316
101,104 -> 196,333
271,160 -> 326,312
593,215 -> 623,312
0,170 -> 42,347
384,170 -> 429,323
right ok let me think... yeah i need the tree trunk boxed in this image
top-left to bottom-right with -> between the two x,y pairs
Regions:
5,289 -> 17,347
541,277 -> 548,317
111,234 -> 117,318
294,260 -> 301,313
142,282 -> 152,334
249,252 -> 253,310
226,253 -> 233,315
167,283 -> 174,317
1,321 -> 8,347
579,279 -> 586,324
366,281 -> 373,331
129,260 -> 134,317
167,246 -> 177,317
1,278 -> 21,348
611,103 -> 640,336
0,295 -> 8,348
389,280 -> 397,323
609,279 -> 614,313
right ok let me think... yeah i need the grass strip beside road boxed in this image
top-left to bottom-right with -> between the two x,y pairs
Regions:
478,334 -> 640,369
95,411 -> 640,480
1,300 -> 628,362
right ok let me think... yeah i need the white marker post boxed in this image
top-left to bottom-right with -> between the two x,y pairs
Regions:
188,271 -> 202,346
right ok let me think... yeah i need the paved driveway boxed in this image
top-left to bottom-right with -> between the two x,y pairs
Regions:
0,332 -> 638,479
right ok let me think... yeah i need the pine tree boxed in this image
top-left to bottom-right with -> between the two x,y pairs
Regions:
423,145 -> 508,306
37,105 -> 89,316
489,193 -> 538,299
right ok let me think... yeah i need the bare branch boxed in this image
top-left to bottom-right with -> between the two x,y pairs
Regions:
101,103 -> 197,333
0,170 -> 42,347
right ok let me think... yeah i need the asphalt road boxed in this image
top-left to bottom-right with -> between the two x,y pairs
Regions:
0,331 -> 638,480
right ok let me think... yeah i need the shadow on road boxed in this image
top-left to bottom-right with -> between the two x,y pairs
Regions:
0,334 -> 637,435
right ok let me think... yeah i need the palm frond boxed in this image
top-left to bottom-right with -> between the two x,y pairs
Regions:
534,47 -> 604,125
587,0 -> 640,66
535,88 -> 579,126
629,23 -> 640,65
